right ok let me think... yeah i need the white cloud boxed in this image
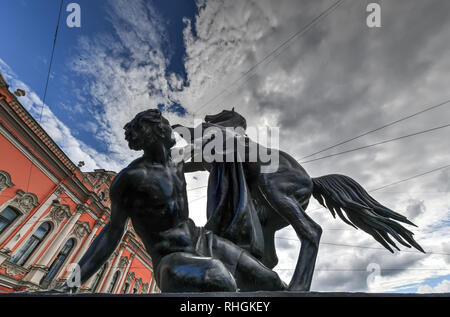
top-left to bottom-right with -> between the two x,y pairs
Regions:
417,279 -> 450,293
0,58 -> 118,172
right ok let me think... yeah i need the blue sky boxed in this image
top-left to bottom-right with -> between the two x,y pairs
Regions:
1,0 -> 195,153
1,0 -> 449,293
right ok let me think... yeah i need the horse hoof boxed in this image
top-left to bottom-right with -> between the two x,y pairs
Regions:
287,285 -> 310,292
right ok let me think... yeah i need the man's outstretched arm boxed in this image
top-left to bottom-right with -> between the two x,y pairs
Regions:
63,199 -> 127,291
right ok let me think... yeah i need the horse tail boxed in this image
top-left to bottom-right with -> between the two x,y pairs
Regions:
311,174 -> 425,253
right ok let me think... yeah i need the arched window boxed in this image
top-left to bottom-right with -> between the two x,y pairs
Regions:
91,263 -> 107,293
0,206 -> 19,234
122,282 -> 130,294
41,238 -> 75,286
133,287 -> 138,294
10,222 -> 51,266
107,270 -> 120,293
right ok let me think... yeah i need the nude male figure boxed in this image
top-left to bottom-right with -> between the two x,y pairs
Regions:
64,109 -> 286,293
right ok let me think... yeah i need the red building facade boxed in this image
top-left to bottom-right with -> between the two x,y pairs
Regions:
0,73 -> 158,294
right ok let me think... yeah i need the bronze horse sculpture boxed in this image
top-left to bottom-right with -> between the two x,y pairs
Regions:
175,109 -> 425,291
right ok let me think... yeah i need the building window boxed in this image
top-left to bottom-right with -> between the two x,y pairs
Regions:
41,238 -> 75,286
0,206 -> 19,234
10,222 -> 51,266
107,271 -> 120,293
91,263 -> 107,293
133,287 -> 138,294
122,282 -> 129,294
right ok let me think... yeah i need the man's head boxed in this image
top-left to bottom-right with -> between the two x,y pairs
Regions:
204,108 -> 247,130
124,109 -> 175,151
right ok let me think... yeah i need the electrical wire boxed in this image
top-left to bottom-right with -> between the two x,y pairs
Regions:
192,0 -> 347,115
299,98 -> 450,160
298,123 -> 450,164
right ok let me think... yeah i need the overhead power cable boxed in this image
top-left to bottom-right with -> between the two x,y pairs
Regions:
370,164 -> 450,192
299,99 -> 450,160
27,0 -> 64,193
192,0 -> 347,115
275,268 -> 450,271
189,164 -> 450,210
275,237 -> 450,256
186,185 -> 208,192
38,0 -> 64,123
299,123 -> 450,164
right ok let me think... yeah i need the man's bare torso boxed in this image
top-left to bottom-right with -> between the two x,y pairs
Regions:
109,157 -> 192,264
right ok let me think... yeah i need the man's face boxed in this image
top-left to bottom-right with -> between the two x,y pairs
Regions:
124,125 -> 132,144
124,122 -> 139,150
160,118 -> 176,149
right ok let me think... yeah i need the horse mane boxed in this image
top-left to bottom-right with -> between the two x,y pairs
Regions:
204,108 -> 247,129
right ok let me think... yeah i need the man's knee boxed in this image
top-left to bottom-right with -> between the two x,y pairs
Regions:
203,258 -> 238,291
235,251 -> 285,291
157,253 -> 238,292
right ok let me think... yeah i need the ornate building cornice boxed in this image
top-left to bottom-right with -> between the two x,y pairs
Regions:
0,73 -> 9,89
0,75 -> 115,218
75,203 -> 90,214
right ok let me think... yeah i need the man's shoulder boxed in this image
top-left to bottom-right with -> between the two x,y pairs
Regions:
110,161 -> 149,192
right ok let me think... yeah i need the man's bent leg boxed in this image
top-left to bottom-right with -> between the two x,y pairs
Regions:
209,233 -> 287,292
156,252 -> 238,293
234,251 -> 287,292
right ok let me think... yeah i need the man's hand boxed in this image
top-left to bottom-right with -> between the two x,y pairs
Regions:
56,283 -> 78,294
171,124 -> 183,130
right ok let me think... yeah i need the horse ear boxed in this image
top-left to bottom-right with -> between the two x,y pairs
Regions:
231,107 -> 235,112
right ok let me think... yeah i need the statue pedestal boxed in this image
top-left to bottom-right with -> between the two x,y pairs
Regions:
3,291 -> 445,316
4,291 -> 449,297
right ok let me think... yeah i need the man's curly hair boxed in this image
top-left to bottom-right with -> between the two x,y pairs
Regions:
124,109 -> 175,151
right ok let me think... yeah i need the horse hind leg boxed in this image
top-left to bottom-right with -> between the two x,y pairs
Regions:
266,191 -> 322,291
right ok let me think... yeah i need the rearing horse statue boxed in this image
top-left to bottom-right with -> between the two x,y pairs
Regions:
174,109 -> 424,291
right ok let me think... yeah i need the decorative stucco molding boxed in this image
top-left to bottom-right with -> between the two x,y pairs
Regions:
134,277 -> 142,289
3,261 -> 28,277
54,186 -> 65,196
119,256 -> 128,268
75,203 -> 90,215
0,170 -> 14,194
9,190 -> 39,214
126,272 -> 135,284
73,221 -> 91,239
49,203 -> 71,224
